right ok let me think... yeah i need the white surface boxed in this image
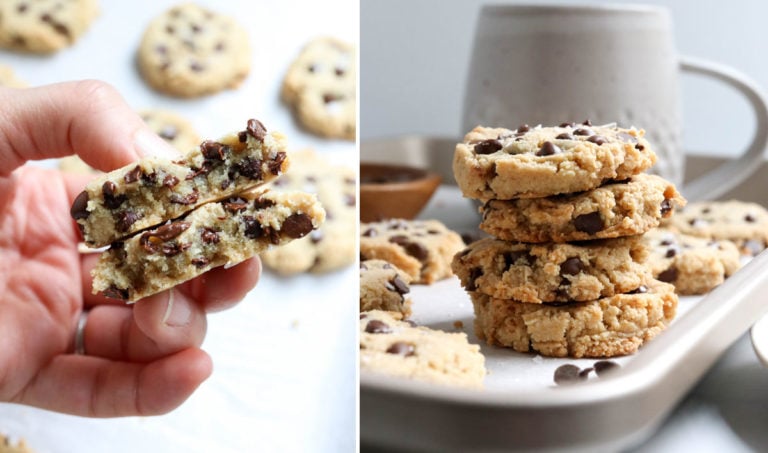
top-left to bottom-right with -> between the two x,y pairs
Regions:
751,312 -> 768,367
361,0 -> 768,159
0,1 -> 358,452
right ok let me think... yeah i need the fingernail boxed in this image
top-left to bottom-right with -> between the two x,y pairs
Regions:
161,290 -> 191,327
134,128 -> 179,160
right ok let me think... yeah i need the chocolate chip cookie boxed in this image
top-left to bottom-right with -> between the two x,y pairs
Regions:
360,219 -> 466,284
137,3 -> 250,97
92,189 -> 324,302
666,200 -> 768,256
480,174 -> 685,243
260,149 -> 356,275
644,228 -> 741,295
139,109 -> 200,152
360,310 -> 486,388
453,122 -> 657,200
0,0 -> 99,53
360,260 -> 412,317
71,119 -> 288,248
472,280 -> 678,358
282,37 -> 356,140
452,236 -> 651,303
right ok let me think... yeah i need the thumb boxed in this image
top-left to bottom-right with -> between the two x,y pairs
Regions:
0,80 -> 179,175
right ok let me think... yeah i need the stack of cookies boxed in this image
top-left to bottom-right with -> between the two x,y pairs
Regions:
451,122 -> 686,358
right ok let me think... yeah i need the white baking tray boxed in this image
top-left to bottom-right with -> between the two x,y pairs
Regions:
360,137 -> 768,452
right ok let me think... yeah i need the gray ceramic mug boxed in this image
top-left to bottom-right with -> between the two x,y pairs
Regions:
462,4 -> 768,201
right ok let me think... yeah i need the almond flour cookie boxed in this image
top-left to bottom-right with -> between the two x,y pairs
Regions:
137,3 -> 251,98
93,189 -> 324,302
0,0 -> 98,53
360,219 -> 466,284
644,228 -> 741,295
359,310 -> 486,388
139,109 -> 200,152
260,149 -> 356,275
666,200 -> 768,256
71,119 -> 288,248
0,65 -> 26,87
472,280 -> 678,358
453,122 -> 657,200
0,435 -> 33,453
282,37 -> 356,140
480,174 -> 686,243
360,260 -> 412,317
452,236 -> 651,303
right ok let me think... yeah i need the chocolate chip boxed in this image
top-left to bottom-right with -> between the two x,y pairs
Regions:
573,128 -> 593,136
701,207 -> 711,214
152,221 -> 191,241
657,266 -> 678,282
214,42 -> 225,52
158,125 -> 177,141
474,139 -> 503,155
223,197 -> 249,212
359,313 -> 368,319
579,368 -> 593,378
665,248 -> 676,258
387,276 -> 410,296
587,135 -> 607,145
574,212 -> 604,234
141,172 -> 157,185
560,257 -> 583,276
536,141 -> 562,156
163,174 -> 180,188
169,191 -> 199,205
102,181 -> 126,209
235,157 -> 263,180
745,214 -> 757,223
323,93 -> 342,104
467,267 -> 483,291
186,161 -> 215,180
335,67 -> 345,76
155,45 -> 168,55
554,364 -> 586,385
41,13 -> 69,37
160,242 -> 191,257
386,342 -> 415,356
201,140 -> 229,161
281,213 -> 314,238
559,122 -> 575,128
365,320 -> 391,334
252,197 -> 277,210
389,235 -> 428,261
617,132 -> 638,144
660,199 -> 672,216
268,152 -> 288,175
17,4 -> 28,13
242,216 -> 263,239
504,251 -> 532,268
344,193 -> 356,207
360,262 -> 368,270
192,257 -> 209,268
516,124 -> 530,133
190,62 -> 205,72
635,144 -> 645,151
70,191 -> 90,220
362,228 -> 377,237
555,132 -> 574,140
116,210 -> 140,232
594,360 -> 619,376
582,119 -> 592,126
103,285 -> 129,300
140,222 -> 191,253
245,119 -> 267,142
201,227 -> 220,244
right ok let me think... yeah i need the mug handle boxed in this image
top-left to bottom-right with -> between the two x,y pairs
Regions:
679,56 -> 768,201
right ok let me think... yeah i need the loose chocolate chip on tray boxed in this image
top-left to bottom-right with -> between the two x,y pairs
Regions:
553,364 -> 586,385
594,360 -> 620,376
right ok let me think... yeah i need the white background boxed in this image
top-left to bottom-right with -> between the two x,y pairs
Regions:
361,0 -> 768,159
0,0 -> 358,452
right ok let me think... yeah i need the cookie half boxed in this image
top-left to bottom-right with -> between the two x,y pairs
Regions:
137,3 -> 251,97
480,174 -> 686,243
360,260 -> 412,317
452,236 -> 651,303
666,200 -> 768,256
471,280 -> 678,358
360,310 -> 486,388
282,37 -> 356,140
71,119 -> 288,248
644,228 -> 741,295
360,219 -> 466,284
453,122 -> 657,200
260,149 -> 356,275
0,0 -> 99,53
92,189 -> 324,302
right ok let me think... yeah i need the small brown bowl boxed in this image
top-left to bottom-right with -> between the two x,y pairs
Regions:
360,163 -> 442,222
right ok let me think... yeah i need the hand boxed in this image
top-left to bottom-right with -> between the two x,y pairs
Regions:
0,80 -> 260,417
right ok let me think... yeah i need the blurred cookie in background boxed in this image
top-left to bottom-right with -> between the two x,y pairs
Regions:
0,65 -> 27,87
137,2 -> 251,98
261,149 -> 356,275
139,108 -> 200,152
282,37 -> 356,140
0,0 -> 99,53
